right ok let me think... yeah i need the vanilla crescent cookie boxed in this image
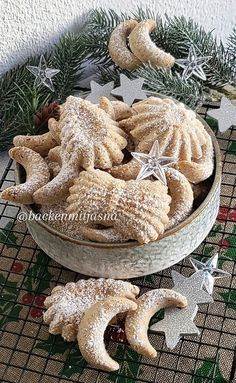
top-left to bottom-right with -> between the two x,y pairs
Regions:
67,169 -> 171,244
43,278 -> 139,342
108,20 -> 142,70
125,289 -> 187,358
13,131 -> 58,157
111,97 -> 214,183
1,147 -> 50,204
129,19 -> 175,68
165,168 -> 194,229
78,297 -> 137,371
33,97 -> 127,204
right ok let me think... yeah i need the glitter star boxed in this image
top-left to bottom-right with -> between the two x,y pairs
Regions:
176,45 -> 211,81
131,140 -> 177,184
86,80 -> 116,103
190,253 -> 230,294
207,96 -> 236,133
111,74 -> 147,106
27,55 -> 60,92
150,271 -> 213,349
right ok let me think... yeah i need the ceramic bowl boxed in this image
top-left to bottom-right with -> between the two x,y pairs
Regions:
15,100 -> 222,279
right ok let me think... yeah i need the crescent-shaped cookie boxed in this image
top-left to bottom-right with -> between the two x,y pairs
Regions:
44,278 -> 139,342
129,20 -> 175,68
77,297 -> 137,371
13,131 -> 58,157
165,168 -> 193,229
125,289 -> 187,358
1,147 -> 50,204
108,20 -> 142,70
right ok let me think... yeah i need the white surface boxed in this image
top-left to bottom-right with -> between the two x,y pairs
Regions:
0,0 -> 236,74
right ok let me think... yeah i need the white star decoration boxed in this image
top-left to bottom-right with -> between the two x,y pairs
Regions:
111,74 -> 147,106
207,96 -> 236,133
26,55 -> 60,92
190,253 -> 230,294
86,80 -> 116,103
131,140 -> 177,184
150,271 -> 213,349
176,45 -> 211,81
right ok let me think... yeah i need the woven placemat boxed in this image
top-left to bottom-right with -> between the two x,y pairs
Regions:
0,104 -> 235,383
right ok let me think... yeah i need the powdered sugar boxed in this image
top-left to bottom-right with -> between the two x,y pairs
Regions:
44,278 -> 139,342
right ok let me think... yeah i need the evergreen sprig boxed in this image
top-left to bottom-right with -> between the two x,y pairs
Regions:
85,9 -> 236,89
0,34 -> 85,151
137,65 -> 202,108
51,33 -> 86,101
81,8 -> 127,66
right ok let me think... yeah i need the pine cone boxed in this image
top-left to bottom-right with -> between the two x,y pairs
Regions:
33,102 -> 60,134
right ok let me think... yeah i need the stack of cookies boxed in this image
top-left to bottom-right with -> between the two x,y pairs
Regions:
1,95 -> 214,244
43,278 -> 187,371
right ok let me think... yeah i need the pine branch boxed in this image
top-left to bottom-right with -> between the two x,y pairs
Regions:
0,82 -> 51,151
0,34 -> 86,151
162,16 -> 235,88
227,26 -> 236,79
81,8 -> 127,66
51,33 -> 86,101
228,26 -> 236,57
97,66 -> 134,86
137,64 -> 202,108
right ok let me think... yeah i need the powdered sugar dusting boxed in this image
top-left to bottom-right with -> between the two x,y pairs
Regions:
44,278 -> 139,342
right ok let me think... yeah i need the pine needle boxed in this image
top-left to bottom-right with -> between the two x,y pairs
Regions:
137,64 -> 202,109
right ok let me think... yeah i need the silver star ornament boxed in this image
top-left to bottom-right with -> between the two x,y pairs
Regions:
131,140 -> 177,184
86,80 -> 116,103
176,45 -> 211,81
26,55 -> 60,92
150,271 -> 213,349
207,96 -> 236,133
111,74 -> 147,106
190,253 -> 230,294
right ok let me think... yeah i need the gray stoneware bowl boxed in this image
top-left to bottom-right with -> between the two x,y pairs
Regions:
16,98 -> 222,279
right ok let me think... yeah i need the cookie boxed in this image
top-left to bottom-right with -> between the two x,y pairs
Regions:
33,97 -> 127,204
125,289 -> 187,358
78,297 -> 137,371
44,278 -> 139,342
67,169 -> 171,244
129,19 -> 175,68
108,20 -> 142,70
111,97 -> 214,183
1,146 -> 50,204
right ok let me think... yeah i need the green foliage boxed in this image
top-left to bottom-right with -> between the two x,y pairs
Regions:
23,250 -> 53,294
0,34 -> 84,151
0,274 -> 23,329
0,221 -> 18,248
137,65 -> 202,108
81,8 -> 126,66
51,33 -> 86,101
97,66 -> 135,86
227,140 -> 236,155
35,334 -> 86,378
221,289 -> 236,311
192,356 -> 227,382
221,225 -> 236,262
108,344 -> 140,382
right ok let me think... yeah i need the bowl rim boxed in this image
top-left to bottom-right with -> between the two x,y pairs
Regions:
17,98 -> 222,249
